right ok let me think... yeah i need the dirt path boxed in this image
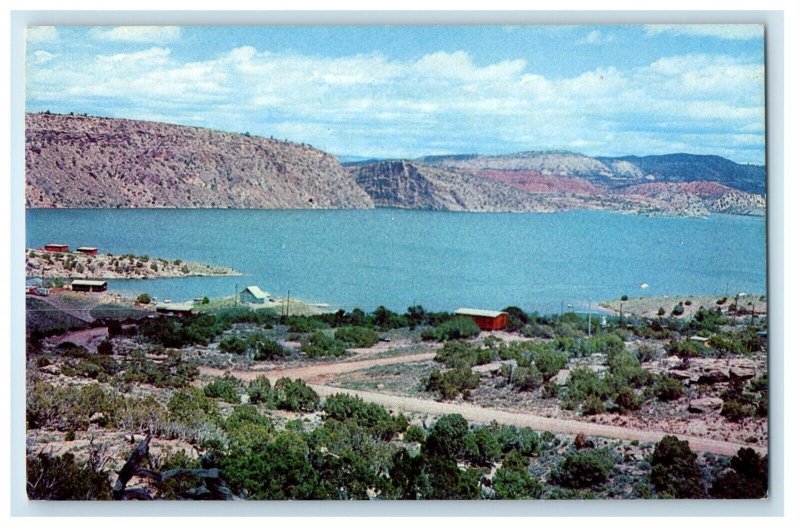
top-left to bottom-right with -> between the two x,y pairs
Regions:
198,351 -> 437,384
199,354 -> 764,457
51,326 -> 109,351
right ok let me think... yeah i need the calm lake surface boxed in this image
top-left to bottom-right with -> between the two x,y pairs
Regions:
26,208 -> 766,313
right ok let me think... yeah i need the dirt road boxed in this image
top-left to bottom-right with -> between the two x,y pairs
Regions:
199,353 -> 764,457
198,351 -> 437,384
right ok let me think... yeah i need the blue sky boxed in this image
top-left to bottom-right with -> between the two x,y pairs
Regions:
25,25 -> 765,163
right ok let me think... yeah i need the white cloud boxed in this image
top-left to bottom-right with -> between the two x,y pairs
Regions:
645,25 -> 763,41
578,30 -> 614,45
25,43 -> 765,161
32,50 -> 54,64
26,26 -> 58,44
89,26 -> 182,44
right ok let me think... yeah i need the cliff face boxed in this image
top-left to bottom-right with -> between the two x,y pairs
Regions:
25,113 -> 373,209
352,160 -> 560,212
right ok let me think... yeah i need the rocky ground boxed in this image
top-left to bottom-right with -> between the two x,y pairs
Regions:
26,248 -> 239,280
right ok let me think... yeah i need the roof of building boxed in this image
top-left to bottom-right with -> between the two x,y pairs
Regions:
241,285 -> 269,299
155,303 -> 194,312
76,246 -> 98,251
45,243 -> 69,247
71,279 -> 107,287
455,308 -> 507,318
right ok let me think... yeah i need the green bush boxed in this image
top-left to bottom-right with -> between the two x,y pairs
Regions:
492,452 -> 543,499
425,414 -> 470,459
203,374 -> 243,404
561,368 -> 611,411
301,331 -> 347,358
435,317 -> 481,341
121,349 -> 198,388
272,378 -> 319,412
709,448 -> 768,499
27,453 -> 112,500
323,393 -> 407,440
581,395 -> 606,416
614,386 -> 643,413
555,448 -> 615,489
247,376 -> 272,405
334,326 -> 379,348
404,424 -> 426,443
286,316 -> 328,333
671,303 -> 685,316
435,340 -> 496,368
652,374 -> 685,401
167,388 -> 218,425
649,435 -> 704,498
666,339 -> 705,358
425,366 -> 480,400
465,426 -> 503,466
531,345 -> 567,383
511,366 -> 543,392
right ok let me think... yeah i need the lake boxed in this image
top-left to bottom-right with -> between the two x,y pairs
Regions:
25,208 -> 766,314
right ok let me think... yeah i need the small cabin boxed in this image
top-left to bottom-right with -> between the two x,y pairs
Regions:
454,308 -> 508,331
71,279 -> 107,292
240,285 -> 269,304
76,247 -> 98,256
44,243 -> 69,253
155,303 -> 195,317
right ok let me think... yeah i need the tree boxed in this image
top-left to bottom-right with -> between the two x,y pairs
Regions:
555,448 -> 615,489
136,293 -> 151,304
709,448 -> 768,499
425,414 -> 470,459
649,435 -> 704,498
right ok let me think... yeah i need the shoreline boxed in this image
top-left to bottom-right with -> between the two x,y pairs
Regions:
26,248 -> 240,281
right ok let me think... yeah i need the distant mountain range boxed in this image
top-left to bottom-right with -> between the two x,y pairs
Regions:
26,112 -> 765,216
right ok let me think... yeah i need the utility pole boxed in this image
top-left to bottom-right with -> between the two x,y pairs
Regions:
587,297 -> 592,337
234,283 -> 238,306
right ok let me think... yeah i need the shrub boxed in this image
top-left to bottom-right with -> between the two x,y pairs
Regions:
286,316 -> 328,333
425,414 -> 470,459
167,388 -> 218,425
650,435 -> 704,498
614,386 -> 643,413
672,303 -> 685,316
334,326 -> 379,348
492,452 -> 543,499
247,376 -> 272,404
435,340 -> 496,368
531,344 -> 567,383
511,366 -> 543,392
555,448 -> 615,489
404,424 -> 426,443
709,448 -> 768,499
27,453 -> 112,500
561,368 -> 611,411
425,366 -> 480,400
465,426 -> 503,466
581,395 -> 606,416
502,306 -> 529,332
97,338 -> 113,355
435,317 -> 481,341
665,339 -> 704,358
203,374 -> 243,404
301,331 -> 347,358
272,378 -> 319,412
657,307 -> 666,316
323,393 -> 407,440
652,374 -> 685,401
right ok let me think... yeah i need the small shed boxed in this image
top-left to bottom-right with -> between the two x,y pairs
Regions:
76,247 -> 98,256
156,303 -> 195,317
44,243 -> 69,253
454,308 -> 508,331
240,285 -> 269,304
71,279 -> 107,292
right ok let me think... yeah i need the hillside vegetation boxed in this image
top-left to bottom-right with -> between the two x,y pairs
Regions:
25,113 -> 373,209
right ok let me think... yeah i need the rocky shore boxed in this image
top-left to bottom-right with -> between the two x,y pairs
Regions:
26,248 -> 239,280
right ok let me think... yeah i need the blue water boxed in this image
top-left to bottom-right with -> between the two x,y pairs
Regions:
25,208 -> 766,314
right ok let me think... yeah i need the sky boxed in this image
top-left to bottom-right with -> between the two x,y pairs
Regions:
25,25 -> 766,164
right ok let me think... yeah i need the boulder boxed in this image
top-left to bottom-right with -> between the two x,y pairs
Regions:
730,367 -> 757,380
573,432 -> 595,450
688,397 -> 724,414
698,366 -> 730,384
669,370 -> 696,382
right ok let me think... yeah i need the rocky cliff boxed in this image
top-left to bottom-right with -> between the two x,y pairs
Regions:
25,112 -> 373,209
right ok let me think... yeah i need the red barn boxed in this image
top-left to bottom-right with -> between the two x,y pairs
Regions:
44,243 -> 69,253
76,246 -> 98,255
454,308 -> 508,331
